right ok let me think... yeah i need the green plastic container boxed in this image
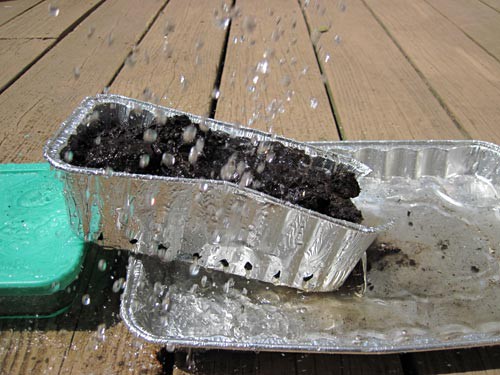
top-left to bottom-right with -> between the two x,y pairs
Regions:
0,163 -> 85,318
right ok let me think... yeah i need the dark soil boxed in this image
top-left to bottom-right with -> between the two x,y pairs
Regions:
62,113 -> 363,223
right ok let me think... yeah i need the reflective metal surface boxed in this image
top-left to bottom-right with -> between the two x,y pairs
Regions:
44,95 -> 382,292
121,140 -> 500,353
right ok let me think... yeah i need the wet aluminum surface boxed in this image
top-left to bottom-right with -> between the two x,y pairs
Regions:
121,140 -> 500,353
44,95 -> 382,292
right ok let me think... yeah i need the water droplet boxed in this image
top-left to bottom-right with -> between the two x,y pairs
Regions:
247,85 -> 256,93
112,278 -> 124,293
161,153 -> 175,166
189,262 -> 200,276
211,88 -> 220,100
263,48 -> 275,60
161,296 -> 171,311
98,259 -> 107,271
286,89 -> 295,102
300,66 -> 309,76
195,38 -> 204,51
266,151 -> 275,163
239,171 -> 253,187
223,278 -> 235,293
179,74 -> 187,90
166,343 -> 175,352
97,323 -> 106,341
139,154 -> 150,168
243,15 -> 257,33
107,33 -> 113,46
143,129 -> 157,143
73,66 -> 81,80
216,16 -> 230,30
195,138 -> 204,153
64,150 -> 74,163
200,275 -> 208,288
199,118 -> 209,132
195,55 -> 202,65
310,97 -> 318,109
182,125 -> 197,144
256,59 -> 269,74
256,162 -> 265,174
280,75 -> 291,87
271,28 -> 282,42
94,136 -> 101,145
164,19 -> 175,36
334,34 -> 342,44
87,26 -> 95,38
290,57 -> 297,65
324,53 -> 331,63
82,294 -> 91,305
51,281 -> 60,292
339,2 -> 347,12
188,147 -> 199,164
311,29 -> 321,45
48,4 -> 59,17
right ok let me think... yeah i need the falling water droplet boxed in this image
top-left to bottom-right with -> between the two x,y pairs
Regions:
139,154 -> 150,168
112,278 -> 124,293
166,343 -> 176,352
64,150 -> 74,163
97,323 -> 106,341
189,262 -> 200,276
243,15 -> 257,33
82,294 -> 91,305
310,97 -> 318,109
334,34 -> 342,44
48,4 -> 59,17
195,138 -> 204,153
87,26 -> 95,38
324,53 -> 331,63
161,153 -> 175,166
256,59 -> 269,74
239,171 -> 253,187
98,259 -> 107,271
211,88 -> 221,100
182,125 -> 197,143
107,33 -> 113,46
223,278 -> 235,293
188,147 -> 199,164
200,275 -> 208,288
161,296 -> 171,311
143,129 -> 157,143
94,136 -> 101,145
50,281 -> 60,292
73,66 -> 80,79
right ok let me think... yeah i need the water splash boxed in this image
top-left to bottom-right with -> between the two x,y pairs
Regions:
82,294 -> 91,305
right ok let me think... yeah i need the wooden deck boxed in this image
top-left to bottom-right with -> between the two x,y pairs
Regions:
1,0 -> 500,373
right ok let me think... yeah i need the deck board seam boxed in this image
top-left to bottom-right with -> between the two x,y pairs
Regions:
424,0 -> 500,65
479,0 -> 500,13
0,0 -> 107,97
0,37 -> 56,41
105,0 -> 171,93
209,0 -> 235,118
360,0 -> 472,140
0,0 -> 45,28
297,0 -> 344,140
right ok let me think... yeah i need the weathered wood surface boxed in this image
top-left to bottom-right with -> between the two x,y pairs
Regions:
301,0 -> 462,140
1,0 -> 500,373
364,0 -> 500,143
0,0 -> 42,26
216,0 -> 338,141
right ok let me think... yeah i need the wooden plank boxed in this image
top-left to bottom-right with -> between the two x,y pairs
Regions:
427,0 -> 500,61
110,0 -> 228,116
407,347 -> 500,374
0,0 -> 42,27
364,0 -> 500,144
481,0 -> 500,13
216,0 -> 339,141
0,0 -> 102,39
0,38 -> 53,91
302,0 -> 462,140
0,0 -> 166,164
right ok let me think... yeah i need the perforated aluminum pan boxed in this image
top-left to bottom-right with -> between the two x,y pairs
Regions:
44,95 -> 383,292
121,140 -> 500,353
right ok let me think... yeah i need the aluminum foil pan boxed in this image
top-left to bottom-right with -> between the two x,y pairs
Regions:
44,95 -> 383,292
121,140 -> 500,353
